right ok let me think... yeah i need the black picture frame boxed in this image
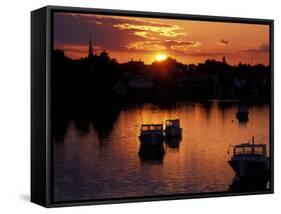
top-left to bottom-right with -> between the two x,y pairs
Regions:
31,5 -> 274,207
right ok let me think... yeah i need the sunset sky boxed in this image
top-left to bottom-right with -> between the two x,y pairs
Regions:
54,12 -> 270,65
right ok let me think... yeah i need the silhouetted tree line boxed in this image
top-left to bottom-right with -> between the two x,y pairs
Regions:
51,49 -> 270,113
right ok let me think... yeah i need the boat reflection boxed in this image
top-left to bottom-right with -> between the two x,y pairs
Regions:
165,135 -> 182,150
236,105 -> 249,122
138,142 -> 165,162
229,174 -> 270,192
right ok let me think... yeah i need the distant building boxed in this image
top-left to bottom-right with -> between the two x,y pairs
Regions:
127,59 -> 145,67
233,78 -> 247,89
128,76 -> 154,89
114,81 -> 127,95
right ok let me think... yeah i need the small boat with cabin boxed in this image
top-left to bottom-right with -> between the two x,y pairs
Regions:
228,136 -> 269,178
139,124 -> 164,146
164,119 -> 182,137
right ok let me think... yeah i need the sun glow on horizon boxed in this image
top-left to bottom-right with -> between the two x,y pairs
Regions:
155,53 -> 168,62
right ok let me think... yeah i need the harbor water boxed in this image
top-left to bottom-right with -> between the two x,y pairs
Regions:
53,100 -> 270,202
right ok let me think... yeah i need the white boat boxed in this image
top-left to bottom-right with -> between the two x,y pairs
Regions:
164,119 -> 182,137
228,136 -> 269,178
139,124 -> 164,146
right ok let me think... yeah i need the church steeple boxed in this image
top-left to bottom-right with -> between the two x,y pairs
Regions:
88,33 -> 94,58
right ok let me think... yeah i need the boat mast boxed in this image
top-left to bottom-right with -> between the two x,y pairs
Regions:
252,136 -> 255,153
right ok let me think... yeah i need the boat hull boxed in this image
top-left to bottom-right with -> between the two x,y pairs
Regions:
228,159 -> 268,178
165,127 -> 182,137
165,135 -> 182,149
139,133 -> 164,146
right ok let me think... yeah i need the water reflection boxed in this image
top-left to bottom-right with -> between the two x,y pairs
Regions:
238,120 -> 248,127
53,100 -> 270,202
75,119 -> 90,136
199,100 -> 213,120
51,117 -> 69,142
139,143 -> 165,163
90,106 -> 121,140
229,174 -> 270,192
52,104 -> 121,143
165,135 -> 182,150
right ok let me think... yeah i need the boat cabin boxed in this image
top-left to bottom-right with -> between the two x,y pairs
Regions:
228,136 -> 267,162
231,143 -> 266,156
139,124 -> 164,145
140,124 -> 163,132
165,119 -> 180,128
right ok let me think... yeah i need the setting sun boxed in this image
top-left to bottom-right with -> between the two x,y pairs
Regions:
155,53 -> 167,62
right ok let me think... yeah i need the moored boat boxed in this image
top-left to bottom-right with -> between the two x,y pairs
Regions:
228,136 -> 269,178
164,119 -> 182,137
139,124 -> 164,146
236,105 -> 249,122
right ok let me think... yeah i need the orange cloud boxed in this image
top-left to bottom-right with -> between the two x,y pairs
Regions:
170,42 -> 201,53
113,23 -> 186,38
127,41 -> 167,51
127,39 -> 201,54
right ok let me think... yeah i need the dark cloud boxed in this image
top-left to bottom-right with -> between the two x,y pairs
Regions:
217,39 -> 229,46
53,13 -> 188,54
241,43 -> 269,53
188,51 -> 228,57
54,13 -> 142,52
172,50 -> 228,57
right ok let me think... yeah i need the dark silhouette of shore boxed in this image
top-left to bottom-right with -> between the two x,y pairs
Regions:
51,49 -> 270,140
52,49 -> 270,105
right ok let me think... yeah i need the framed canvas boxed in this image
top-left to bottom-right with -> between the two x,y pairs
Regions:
31,5 -> 274,207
